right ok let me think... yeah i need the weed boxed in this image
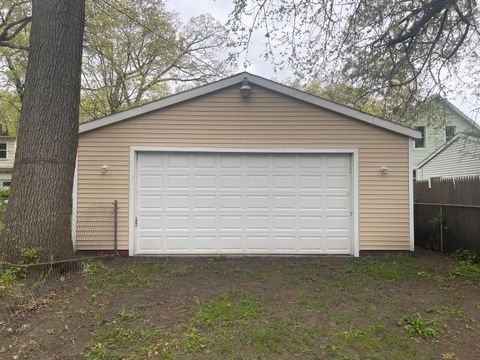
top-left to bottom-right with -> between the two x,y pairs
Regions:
246,326 -> 282,353
19,247 -> 40,264
449,262 -> 480,281
82,260 -> 106,275
237,269 -> 267,282
93,311 -> 104,326
116,307 -> 140,322
296,293 -> 329,311
311,259 -> 325,269
453,249 -> 477,264
416,271 -> 431,279
345,255 -> 418,282
182,328 -> 208,352
195,291 -> 260,326
87,262 -> 171,292
83,327 -> 164,360
433,306 -> 476,330
400,313 -> 440,339
341,325 -> 384,351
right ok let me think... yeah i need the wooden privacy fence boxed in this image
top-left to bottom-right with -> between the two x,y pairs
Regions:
414,176 -> 480,254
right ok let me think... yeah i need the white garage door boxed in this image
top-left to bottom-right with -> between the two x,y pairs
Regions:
134,151 -> 353,255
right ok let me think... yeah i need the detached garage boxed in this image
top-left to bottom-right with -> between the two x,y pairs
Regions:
74,72 -> 420,256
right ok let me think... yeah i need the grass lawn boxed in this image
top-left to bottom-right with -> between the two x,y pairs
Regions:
1,249 -> 479,359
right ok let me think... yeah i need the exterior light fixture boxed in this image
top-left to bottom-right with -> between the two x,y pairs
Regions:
380,166 -> 389,176
240,77 -> 251,98
101,164 -> 109,174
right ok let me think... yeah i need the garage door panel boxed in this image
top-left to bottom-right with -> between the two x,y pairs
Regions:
272,195 -> 296,209
298,235 -> 325,251
272,215 -> 296,229
246,236 -> 270,251
193,175 -> 216,189
166,235 -> 190,251
138,236 -> 164,250
138,217 -> 162,229
135,152 -> 352,254
299,175 -> 324,189
193,195 -> 217,210
219,195 -> 242,209
327,195 -> 350,210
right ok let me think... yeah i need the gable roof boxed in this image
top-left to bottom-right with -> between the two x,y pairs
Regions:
79,72 -> 421,138
433,95 -> 480,132
416,132 -> 480,169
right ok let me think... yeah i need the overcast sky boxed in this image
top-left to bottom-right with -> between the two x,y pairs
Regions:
167,0 -> 477,121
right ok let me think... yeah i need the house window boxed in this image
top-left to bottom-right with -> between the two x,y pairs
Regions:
0,143 -> 6,159
414,126 -> 426,149
1,180 -> 11,187
445,126 -> 456,142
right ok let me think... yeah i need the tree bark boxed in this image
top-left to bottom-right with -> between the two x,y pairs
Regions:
2,0 -> 85,261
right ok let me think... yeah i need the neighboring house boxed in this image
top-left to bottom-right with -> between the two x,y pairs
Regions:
74,72 -> 420,256
412,96 -> 480,172
0,133 -> 16,188
416,133 -> 480,181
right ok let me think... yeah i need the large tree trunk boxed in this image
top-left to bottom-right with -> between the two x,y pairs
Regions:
2,0 -> 85,262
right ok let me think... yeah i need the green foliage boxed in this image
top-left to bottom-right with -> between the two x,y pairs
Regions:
195,291 -> 260,326
86,262 -> 171,292
343,255 -> 418,282
19,247 -> 40,264
400,313 -> 440,339
291,77 -> 386,118
81,0 -> 233,121
0,186 -> 10,229
83,327 -> 164,360
236,268 -> 267,282
245,326 -> 283,353
0,265 -> 25,297
425,213 -> 450,252
231,1 -> 478,125
453,249 -> 477,264
311,259 -> 325,269
82,260 -> 106,275
1,0 -> 233,131
116,307 -> 140,322
0,186 -> 10,198
449,262 -> 480,281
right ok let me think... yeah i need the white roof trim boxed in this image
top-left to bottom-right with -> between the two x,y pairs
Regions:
433,95 -> 480,132
416,132 -> 480,169
79,72 -> 421,138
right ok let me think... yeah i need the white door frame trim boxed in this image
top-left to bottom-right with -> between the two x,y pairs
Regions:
72,153 -> 78,250
409,139 -> 415,251
128,146 -> 360,257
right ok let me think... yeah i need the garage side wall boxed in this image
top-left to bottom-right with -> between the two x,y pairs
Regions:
76,85 -> 410,251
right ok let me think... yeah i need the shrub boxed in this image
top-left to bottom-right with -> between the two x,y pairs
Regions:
453,249 -> 477,264
0,186 -> 10,229
425,213 -> 449,252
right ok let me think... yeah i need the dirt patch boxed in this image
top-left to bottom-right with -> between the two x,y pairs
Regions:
1,250 -> 479,359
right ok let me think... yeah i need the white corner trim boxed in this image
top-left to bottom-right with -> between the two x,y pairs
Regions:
71,153 -> 78,250
128,146 -> 360,257
128,148 -> 136,256
79,72 -> 421,139
409,139 -> 415,251
352,149 -> 360,257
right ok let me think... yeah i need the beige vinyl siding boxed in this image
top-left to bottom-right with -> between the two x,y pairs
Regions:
77,85 -> 410,251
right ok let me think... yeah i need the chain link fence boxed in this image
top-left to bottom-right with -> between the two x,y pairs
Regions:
0,201 -> 118,326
